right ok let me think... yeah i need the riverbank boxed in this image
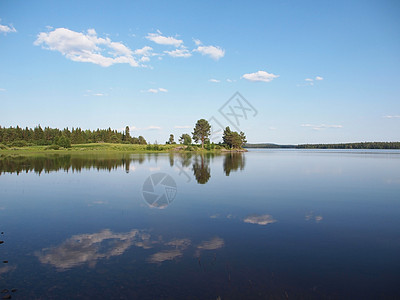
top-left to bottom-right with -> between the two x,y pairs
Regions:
0,143 -> 246,154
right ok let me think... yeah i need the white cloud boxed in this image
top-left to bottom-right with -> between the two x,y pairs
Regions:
209,79 -> 220,83
128,126 -> 138,131
242,70 -> 279,82
226,79 -> 236,82
193,38 -> 202,46
146,126 -> 162,130
174,125 -> 191,129
34,28 -> 139,67
0,88 -> 5,92
146,30 -> 183,47
164,48 -> 191,58
134,46 -> 153,56
195,45 -> 225,60
301,124 -> 343,130
269,126 -> 277,130
298,76 -> 323,87
84,90 -> 108,97
144,87 -> 168,94
133,46 -> 158,62
384,115 -> 400,119
0,23 -> 17,34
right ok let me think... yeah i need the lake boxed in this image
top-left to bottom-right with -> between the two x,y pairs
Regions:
0,150 -> 399,299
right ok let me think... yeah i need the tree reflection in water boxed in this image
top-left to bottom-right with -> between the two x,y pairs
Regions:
192,154 -> 211,184
0,152 -> 246,184
0,153 -> 148,175
223,153 -> 245,176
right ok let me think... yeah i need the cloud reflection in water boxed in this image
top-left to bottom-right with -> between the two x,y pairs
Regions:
243,214 -> 277,226
37,229 -> 153,270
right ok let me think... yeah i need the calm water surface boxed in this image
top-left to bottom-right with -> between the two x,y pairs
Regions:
0,150 -> 399,299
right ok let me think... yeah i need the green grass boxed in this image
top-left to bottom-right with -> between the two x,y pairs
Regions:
0,142 -> 249,156
0,143 -> 232,154
0,143 -> 175,154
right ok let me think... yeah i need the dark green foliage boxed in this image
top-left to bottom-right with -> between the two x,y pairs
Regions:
146,144 -> 162,151
223,153 -> 245,176
0,125 -> 147,146
166,134 -> 175,144
125,126 -> 130,139
192,119 -> 211,148
9,140 -> 29,147
0,143 -> 7,150
0,154 -> 147,175
138,136 -> 147,145
222,127 -> 247,149
179,134 -> 192,145
56,135 -> 71,148
192,155 -> 211,184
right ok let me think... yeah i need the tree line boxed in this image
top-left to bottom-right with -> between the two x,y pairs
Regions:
0,119 -> 247,150
296,142 -> 400,149
0,125 -> 147,148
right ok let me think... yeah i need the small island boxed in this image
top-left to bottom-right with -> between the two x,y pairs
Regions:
0,119 -> 247,153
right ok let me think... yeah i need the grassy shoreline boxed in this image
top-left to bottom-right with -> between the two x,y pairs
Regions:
0,143 -> 246,155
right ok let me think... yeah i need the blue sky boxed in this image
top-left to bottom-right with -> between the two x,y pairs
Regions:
0,0 -> 399,144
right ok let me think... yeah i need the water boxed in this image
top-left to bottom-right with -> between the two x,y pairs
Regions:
0,150 -> 399,299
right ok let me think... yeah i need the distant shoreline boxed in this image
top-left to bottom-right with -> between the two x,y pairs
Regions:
245,142 -> 400,150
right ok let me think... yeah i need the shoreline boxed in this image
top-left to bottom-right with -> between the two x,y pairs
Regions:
0,143 -> 247,155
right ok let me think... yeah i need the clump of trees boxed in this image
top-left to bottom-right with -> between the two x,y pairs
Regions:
166,134 -> 176,144
0,125 -> 147,147
174,120 -> 247,150
179,134 -> 192,145
222,126 -> 247,149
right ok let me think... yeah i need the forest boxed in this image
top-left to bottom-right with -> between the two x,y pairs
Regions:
0,125 -> 146,148
0,120 -> 247,151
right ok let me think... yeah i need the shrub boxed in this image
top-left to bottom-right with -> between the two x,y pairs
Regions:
9,140 -> 28,147
55,136 -> 72,148
0,143 -> 8,150
146,144 -> 161,151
